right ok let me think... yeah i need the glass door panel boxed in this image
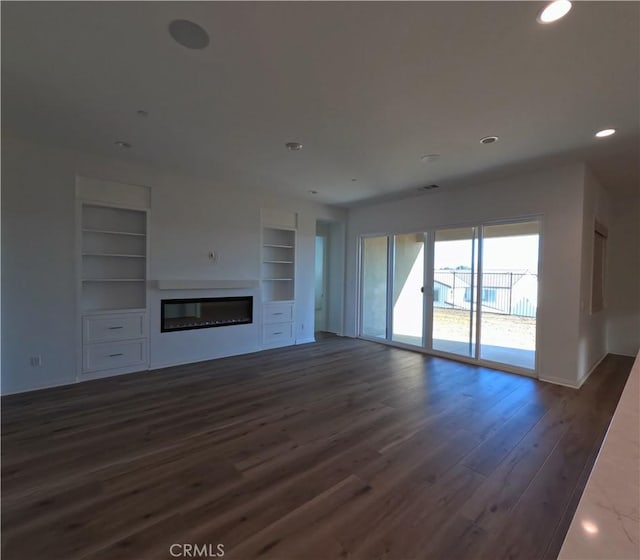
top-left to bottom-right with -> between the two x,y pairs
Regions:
392,233 -> 425,346
432,227 -> 478,357
480,221 -> 540,369
361,236 -> 388,339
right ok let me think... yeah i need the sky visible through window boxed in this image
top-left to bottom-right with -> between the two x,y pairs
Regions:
435,235 -> 539,272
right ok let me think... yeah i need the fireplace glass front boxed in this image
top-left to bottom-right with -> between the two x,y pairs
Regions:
161,296 -> 253,332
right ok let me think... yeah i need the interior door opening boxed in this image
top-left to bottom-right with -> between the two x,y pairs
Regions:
315,234 -> 327,332
315,220 -> 345,336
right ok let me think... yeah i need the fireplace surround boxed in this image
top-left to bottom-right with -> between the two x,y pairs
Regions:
161,296 -> 253,332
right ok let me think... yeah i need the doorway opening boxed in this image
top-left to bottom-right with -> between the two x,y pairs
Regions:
315,221 -> 345,337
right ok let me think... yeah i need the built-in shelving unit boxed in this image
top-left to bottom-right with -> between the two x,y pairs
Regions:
79,201 -> 149,376
262,227 -> 295,303
81,205 -> 147,312
261,210 -> 297,349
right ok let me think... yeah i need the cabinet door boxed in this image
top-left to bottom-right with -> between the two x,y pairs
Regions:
83,339 -> 147,372
263,303 -> 294,324
83,313 -> 146,343
263,323 -> 294,346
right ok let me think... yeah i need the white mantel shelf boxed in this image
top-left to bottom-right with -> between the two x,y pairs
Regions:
155,280 -> 259,290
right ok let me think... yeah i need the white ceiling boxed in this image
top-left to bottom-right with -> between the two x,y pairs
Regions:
2,1 -> 639,205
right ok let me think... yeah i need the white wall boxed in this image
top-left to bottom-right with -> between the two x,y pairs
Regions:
606,191 -> 640,356
577,168 -> 611,381
2,138 -> 78,392
1,136 -> 346,394
345,164 -> 586,386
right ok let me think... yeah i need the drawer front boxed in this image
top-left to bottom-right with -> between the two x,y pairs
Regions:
83,339 -> 147,372
263,303 -> 294,324
83,313 -> 146,343
263,322 -> 294,346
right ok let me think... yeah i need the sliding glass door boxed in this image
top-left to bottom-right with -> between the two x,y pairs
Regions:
479,221 -> 539,369
432,227 -> 478,358
361,236 -> 388,339
359,218 -> 540,373
392,233 -> 425,346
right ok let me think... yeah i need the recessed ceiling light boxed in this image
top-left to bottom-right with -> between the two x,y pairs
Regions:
480,136 -> 499,144
421,154 -> 440,163
537,0 -> 572,24
308,190 -> 318,195
285,142 -> 303,151
114,140 -> 132,148
351,178 -> 358,182
595,128 -> 616,138
169,20 -> 210,50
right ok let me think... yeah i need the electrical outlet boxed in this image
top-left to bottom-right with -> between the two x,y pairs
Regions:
30,356 -> 42,367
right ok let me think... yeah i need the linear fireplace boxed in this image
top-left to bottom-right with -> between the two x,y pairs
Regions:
161,296 -> 253,332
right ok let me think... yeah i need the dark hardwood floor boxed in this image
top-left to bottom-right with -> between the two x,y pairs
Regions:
1,335 -> 633,560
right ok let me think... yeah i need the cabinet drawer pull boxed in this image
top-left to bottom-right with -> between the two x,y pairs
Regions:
108,353 -> 124,357
273,312 -> 284,316
108,326 -> 124,330
272,331 -> 283,335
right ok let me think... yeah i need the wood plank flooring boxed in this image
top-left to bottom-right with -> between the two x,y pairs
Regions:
1,335 -> 633,560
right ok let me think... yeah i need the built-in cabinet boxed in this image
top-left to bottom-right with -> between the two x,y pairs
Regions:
261,209 -> 297,348
79,199 -> 149,376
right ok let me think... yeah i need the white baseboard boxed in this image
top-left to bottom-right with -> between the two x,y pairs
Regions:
296,336 -> 316,345
577,353 -> 607,388
538,374 -> 581,389
1,377 -> 76,396
539,353 -> 608,389
150,345 -> 262,371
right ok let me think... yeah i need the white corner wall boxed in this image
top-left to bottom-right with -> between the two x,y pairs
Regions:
2,138 -> 78,392
576,168 -> 611,382
606,190 -> 640,357
345,164 -> 586,387
1,136 -> 346,394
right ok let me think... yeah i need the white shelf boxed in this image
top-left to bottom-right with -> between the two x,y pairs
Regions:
81,204 -> 148,313
262,225 -> 295,308
79,201 -> 150,376
155,279 -> 259,290
83,228 -> 146,237
83,307 -> 147,315
83,253 -> 146,258
83,278 -> 146,282
261,213 -> 297,345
